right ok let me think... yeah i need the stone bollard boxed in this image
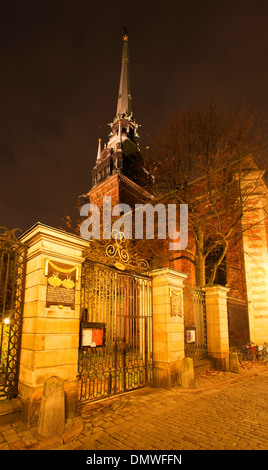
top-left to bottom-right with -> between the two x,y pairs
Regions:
37,376 -> 65,438
229,352 -> 240,374
181,357 -> 195,388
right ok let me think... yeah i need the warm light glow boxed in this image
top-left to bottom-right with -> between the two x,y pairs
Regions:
3,317 -> 10,325
114,262 -> 126,271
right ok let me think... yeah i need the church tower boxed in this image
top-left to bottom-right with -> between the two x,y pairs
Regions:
87,30 -> 154,209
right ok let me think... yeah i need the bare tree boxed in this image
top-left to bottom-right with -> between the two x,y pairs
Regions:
148,100 -> 268,286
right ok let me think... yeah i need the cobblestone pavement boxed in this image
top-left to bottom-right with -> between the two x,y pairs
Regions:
1,362 -> 267,451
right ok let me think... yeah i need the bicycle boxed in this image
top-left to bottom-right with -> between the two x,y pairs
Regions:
237,342 -> 258,363
257,343 -> 268,363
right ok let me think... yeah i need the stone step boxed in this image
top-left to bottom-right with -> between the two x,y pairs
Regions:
0,398 -> 22,426
194,358 -> 216,376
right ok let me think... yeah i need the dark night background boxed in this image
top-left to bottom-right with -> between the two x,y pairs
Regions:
1,0 -> 268,234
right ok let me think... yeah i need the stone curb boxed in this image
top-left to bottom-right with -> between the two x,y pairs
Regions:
29,418 -> 84,450
171,366 -> 268,395
61,418 -> 84,445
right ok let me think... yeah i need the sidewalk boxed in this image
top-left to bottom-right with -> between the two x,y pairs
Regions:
180,360 -> 268,392
0,361 -> 267,450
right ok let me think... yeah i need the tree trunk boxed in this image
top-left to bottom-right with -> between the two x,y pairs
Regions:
195,225 -> 206,286
207,241 -> 228,285
195,251 -> 206,286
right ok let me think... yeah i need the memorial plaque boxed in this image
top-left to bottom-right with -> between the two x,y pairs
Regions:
45,259 -> 78,309
170,288 -> 183,317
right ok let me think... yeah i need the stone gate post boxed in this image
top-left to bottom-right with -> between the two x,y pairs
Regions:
150,268 -> 188,389
19,223 -> 88,427
202,285 -> 230,371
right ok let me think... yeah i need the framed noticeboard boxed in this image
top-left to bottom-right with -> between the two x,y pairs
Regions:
80,322 -> 106,349
186,327 -> 196,343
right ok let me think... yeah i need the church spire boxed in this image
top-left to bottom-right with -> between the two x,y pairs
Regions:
96,138 -> 102,162
90,29 -> 154,192
107,29 -> 139,150
116,27 -> 132,118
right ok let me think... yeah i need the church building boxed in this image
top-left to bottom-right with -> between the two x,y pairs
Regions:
86,30 -> 268,347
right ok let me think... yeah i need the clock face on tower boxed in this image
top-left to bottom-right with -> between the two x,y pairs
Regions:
101,148 -> 111,160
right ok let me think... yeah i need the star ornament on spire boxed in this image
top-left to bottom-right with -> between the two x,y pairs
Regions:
123,24 -> 129,41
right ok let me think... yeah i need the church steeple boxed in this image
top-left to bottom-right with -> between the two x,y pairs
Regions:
116,29 -> 132,117
107,29 -> 139,150
90,30 -> 153,194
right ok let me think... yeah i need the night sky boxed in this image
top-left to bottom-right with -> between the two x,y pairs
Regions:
1,0 -> 268,234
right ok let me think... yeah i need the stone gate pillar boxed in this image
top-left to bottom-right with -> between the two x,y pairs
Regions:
19,223 -> 88,427
202,285 -> 230,371
150,268 -> 188,389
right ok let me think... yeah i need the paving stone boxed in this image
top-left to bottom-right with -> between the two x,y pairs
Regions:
21,436 -> 39,446
3,434 -> 20,444
12,421 -> 27,432
0,424 -> 12,432
30,435 -> 63,450
57,440 -> 85,450
0,442 -> 9,450
9,439 -> 27,450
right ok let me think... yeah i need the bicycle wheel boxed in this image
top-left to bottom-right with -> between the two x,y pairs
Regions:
237,351 -> 244,364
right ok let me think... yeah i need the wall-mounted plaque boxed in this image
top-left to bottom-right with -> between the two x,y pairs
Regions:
45,259 -> 78,309
170,288 -> 183,317
80,322 -> 106,348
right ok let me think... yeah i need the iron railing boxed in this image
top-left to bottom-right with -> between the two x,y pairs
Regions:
184,287 -> 208,362
0,229 -> 27,399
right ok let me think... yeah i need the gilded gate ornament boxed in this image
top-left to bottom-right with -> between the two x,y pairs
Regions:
62,276 -> 75,289
84,231 -> 149,272
48,273 -> 62,287
106,231 -> 129,263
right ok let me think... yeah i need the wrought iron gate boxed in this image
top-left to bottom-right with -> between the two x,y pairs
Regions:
184,287 -> 207,362
78,261 -> 153,402
0,228 -> 27,399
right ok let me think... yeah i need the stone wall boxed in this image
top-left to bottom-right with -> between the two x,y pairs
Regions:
19,223 -> 88,426
150,268 -> 187,388
241,176 -> 268,343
